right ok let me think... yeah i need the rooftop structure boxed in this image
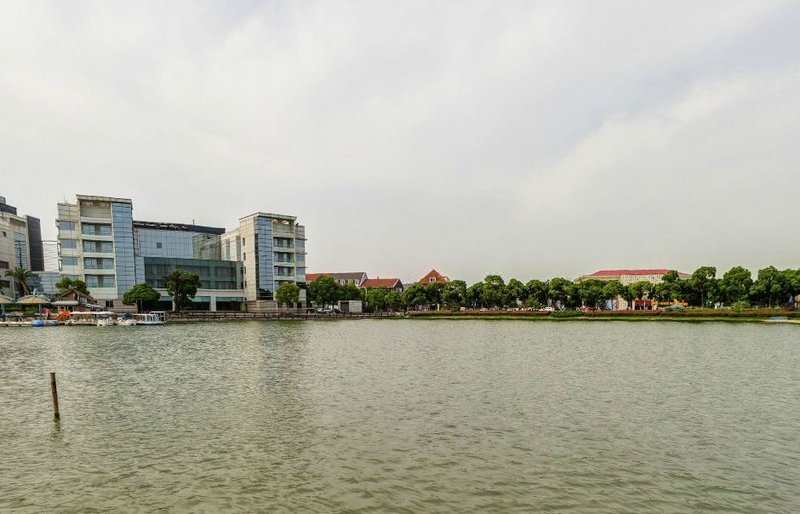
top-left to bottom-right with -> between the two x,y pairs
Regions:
576,269 -> 690,285
360,278 -> 404,292
0,195 -> 44,296
418,269 -> 449,285
306,272 -> 367,286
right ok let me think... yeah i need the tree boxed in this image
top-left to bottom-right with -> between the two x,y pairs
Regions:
506,278 -> 527,306
424,281 -> 445,308
122,283 -> 161,313
164,269 -> 201,311
602,280 -> 626,309
403,283 -> 428,309
340,283 -> 362,301
275,282 -> 301,308
441,280 -> 467,309
481,275 -> 506,308
307,275 -> 341,307
5,267 -> 34,297
689,266 -> 718,308
750,266 -> 792,307
366,287 -> 390,311
627,280 -> 653,309
547,277 -> 572,309
385,291 -> 404,311
465,282 -> 484,308
55,276 -> 89,294
720,266 -> 753,306
525,279 -> 548,308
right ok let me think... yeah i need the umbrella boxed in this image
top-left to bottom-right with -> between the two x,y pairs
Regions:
0,294 -> 13,316
17,295 -> 51,315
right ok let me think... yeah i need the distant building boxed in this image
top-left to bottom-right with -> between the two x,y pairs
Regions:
418,269 -> 449,285
361,278 -> 404,292
1,195 -> 44,296
576,269 -> 690,285
221,212 -> 307,310
56,194 -> 306,311
306,272 -> 367,286
575,268 -> 691,310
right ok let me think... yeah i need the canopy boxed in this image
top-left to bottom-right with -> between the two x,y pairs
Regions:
0,294 -> 13,315
17,295 -> 51,305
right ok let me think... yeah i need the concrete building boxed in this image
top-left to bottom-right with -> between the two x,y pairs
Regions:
221,212 -> 307,310
56,195 -> 304,311
418,269 -> 449,285
360,277 -> 404,292
575,268 -> 691,310
306,272 -> 367,286
1,195 -> 44,296
576,269 -> 690,285
57,195 -> 136,306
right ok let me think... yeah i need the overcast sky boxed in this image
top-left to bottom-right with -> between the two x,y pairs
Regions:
2,1 -> 799,283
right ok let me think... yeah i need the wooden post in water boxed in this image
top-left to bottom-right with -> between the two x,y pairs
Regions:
50,372 -> 60,420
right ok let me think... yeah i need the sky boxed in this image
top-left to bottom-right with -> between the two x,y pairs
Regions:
1,1 -> 799,284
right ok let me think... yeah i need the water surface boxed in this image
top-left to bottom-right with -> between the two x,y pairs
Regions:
1,321 -> 798,512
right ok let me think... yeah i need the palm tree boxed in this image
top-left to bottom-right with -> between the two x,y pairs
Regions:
5,267 -> 34,297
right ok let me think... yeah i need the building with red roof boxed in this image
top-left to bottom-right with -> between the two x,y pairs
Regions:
306,272 -> 367,286
417,269 -> 449,285
576,269 -> 690,285
360,278 -> 404,292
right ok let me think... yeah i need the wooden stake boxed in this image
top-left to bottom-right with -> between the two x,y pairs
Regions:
50,372 -> 60,420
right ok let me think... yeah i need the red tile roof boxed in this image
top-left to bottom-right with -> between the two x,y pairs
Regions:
418,269 -> 448,284
589,269 -> 689,277
361,278 -> 402,289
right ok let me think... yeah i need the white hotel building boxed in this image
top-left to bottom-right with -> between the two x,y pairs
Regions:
56,195 -> 307,310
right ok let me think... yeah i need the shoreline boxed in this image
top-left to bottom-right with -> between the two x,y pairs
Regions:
162,309 -> 799,324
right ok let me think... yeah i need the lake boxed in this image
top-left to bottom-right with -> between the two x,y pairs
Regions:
1,321 -> 798,512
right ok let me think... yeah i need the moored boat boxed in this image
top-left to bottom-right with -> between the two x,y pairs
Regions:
132,311 -> 166,325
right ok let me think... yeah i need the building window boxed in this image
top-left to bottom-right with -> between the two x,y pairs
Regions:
61,239 -> 78,249
58,220 -> 76,231
0,260 -> 8,269
156,242 -> 162,249
62,256 -> 78,266
86,275 -> 116,288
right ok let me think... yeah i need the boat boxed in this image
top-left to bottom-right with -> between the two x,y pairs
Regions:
94,312 -> 116,326
65,311 -> 116,326
132,311 -> 166,325
764,316 -> 800,325
31,319 -> 61,327
116,317 -> 138,326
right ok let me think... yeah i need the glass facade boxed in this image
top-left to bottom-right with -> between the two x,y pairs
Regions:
255,217 -> 274,300
111,202 -> 136,298
143,257 -> 240,290
84,257 -> 114,269
81,223 -> 112,236
86,275 -> 116,288
82,241 -> 114,253
137,228 -> 197,259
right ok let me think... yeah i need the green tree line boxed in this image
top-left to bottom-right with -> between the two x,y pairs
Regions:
308,265 -> 800,312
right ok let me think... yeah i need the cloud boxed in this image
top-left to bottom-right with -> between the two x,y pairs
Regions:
1,1 -> 799,282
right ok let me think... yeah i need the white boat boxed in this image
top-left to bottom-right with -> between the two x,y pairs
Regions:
94,312 -> 116,326
116,317 -> 138,326
132,311 -> 166,325
65,311 -> 116,326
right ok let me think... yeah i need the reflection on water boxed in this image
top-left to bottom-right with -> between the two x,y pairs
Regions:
1,321 -> 799,512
